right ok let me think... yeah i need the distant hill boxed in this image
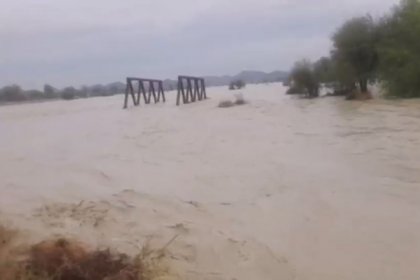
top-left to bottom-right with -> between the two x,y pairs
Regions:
161,70 -> 288,90
203,70 -> 288,87
233,70 -> 288,84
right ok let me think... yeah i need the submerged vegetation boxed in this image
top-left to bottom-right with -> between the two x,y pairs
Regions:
218,94 -> 248,108
287,60 -> 319,98
288,0 -> 420,99
0,226 -> 166,280
229,79 -> 246,90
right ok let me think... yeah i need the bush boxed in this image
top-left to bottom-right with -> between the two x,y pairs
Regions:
218,100 -> 235,108
25,90 -> 45,100
233,93 -> 247,105
289,60 -> 319,98
229,80 -> 246,90
0,85 -> 27,102
62,92 -> 75,100
218,94 -> 248,108
27,239 -> 143,280
44,84 -> 58,99
0,225 -> 167,280
286,85 -> 305,95
61,87 -> 77,100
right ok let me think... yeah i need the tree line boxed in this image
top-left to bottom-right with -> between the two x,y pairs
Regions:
0,82 -> 127,104
288,0 -> 420,99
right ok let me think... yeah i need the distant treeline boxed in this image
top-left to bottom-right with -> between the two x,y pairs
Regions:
288,0 -> 420,99
0,82 -> 128,104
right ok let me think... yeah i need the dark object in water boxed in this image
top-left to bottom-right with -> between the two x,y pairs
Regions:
124,78 -> 166,109
176,76 -> 207,106
27,238 -> 143,280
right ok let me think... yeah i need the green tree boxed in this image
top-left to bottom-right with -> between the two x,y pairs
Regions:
25,89 -> 45,99
0,85 -> 26,102
61,87 -> 77,100
377,0 -> 420,97
313,57 -> 334,84
332,15 -> 378,93
44,84 -> 57,99
288,60 -> 319,98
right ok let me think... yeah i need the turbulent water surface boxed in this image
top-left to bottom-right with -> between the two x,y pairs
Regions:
0,83 -> 419,280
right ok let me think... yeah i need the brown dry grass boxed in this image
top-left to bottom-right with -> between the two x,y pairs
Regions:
27,238 -> 144,280
0,225 -> 21,280
0,226 -> 167,280
218,94 -> 248,108
218,100 -> 235,108
233,94 -> 247,105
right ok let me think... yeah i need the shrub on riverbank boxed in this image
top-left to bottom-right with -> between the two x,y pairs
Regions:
0,226 -> 165,280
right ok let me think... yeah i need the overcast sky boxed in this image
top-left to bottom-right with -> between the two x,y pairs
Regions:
1,0 -> 399,89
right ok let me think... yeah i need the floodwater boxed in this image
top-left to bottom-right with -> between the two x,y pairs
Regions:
0,83 -> 419,280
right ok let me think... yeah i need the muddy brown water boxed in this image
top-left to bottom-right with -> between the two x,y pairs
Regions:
0,84 -> 419,280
